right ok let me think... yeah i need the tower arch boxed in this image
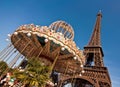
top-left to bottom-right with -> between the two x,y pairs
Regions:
61,77 -> 94,87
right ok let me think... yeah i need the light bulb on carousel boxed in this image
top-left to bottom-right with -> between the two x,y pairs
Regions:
80,65 -> 83,68
61,47 -> 65,51
73,56 -> 77,60
7,34 -> 11,37
6,38 -> 9,41
44,38 -> 48,43
79,73 -> 82,76
14,32 -> 18,35
82,70 -> 85,73
27,32 -> 31,37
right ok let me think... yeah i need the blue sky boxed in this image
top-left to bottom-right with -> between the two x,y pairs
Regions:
0,0 -> 120,87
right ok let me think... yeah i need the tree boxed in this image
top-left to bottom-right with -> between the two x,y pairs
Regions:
0,61 -> 8,76
12,57 -> 51,87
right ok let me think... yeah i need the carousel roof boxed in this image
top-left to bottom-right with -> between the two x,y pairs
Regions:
49,21 -> 74,40
2,20 -> 86,74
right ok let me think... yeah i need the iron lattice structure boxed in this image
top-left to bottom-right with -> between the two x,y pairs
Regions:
0,12 -> 111,87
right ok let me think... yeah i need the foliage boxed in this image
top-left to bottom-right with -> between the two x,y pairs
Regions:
0,61 -> 8,75
12,57 -> 51,87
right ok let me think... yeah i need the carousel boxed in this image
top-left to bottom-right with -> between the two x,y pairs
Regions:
0,21 -> 85,87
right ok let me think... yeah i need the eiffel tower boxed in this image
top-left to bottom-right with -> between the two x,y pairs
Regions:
83,11 -> 112,87
57,11 -> 112,87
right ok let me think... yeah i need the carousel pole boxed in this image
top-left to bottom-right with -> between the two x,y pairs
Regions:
70,70 -> 76,87
3,49 -> 17,62
9,40 -> 31,68
50,49 -> 60,72
0,44 -> 12,60
69,56 -> 79,87
1,40 -> 31,76
0,37 -> 21,70
0,49 -> 17,70
0,35 -> 21,78
0,45 -> 14,61
17,56 -> 25,68
1,36 -> 21,60
58,62 -> 69,87
17,48 -> 34,68
36,47 -> 43,58
26,48 -> 34,58
9,52 -> 22,68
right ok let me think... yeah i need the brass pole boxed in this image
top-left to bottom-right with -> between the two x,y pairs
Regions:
17,56 -> 25,68
0,49 -> 17,70
0,37 -> 21,61
70,71 -> 76,87
0,44 -> 12,59
50,52 -> 59,72
1,46 -> 14,61
9,41 -> 31,67
4,49 -> 17,62
59,62 -> 69,87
